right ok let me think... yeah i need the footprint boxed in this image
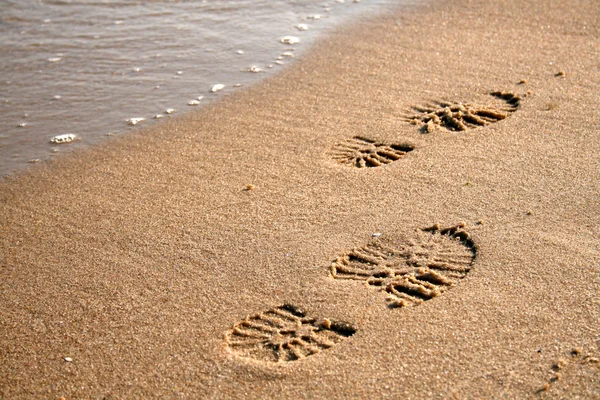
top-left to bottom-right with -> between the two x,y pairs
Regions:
330,136 -> 414,168
405,91 -> 521,133
330,223 -> 477,308
225,304 -> 357,363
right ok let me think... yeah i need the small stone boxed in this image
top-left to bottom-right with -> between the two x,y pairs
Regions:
188,100 -> 200,106
296,24 -> 309,31
64,357 -> 73,362
165,109 -> 175,114
306,14 -> 321,20
176,71 -> 183,75
371,232 -> 382,238
275,60 -> 284,65
17,122 -> 27,128
244,184 -> 255,191
154,114 -> 164,119
48,57 -> 61,62
132,67 -> 141,72
28,159 -> 40,163
236,50 -> 245,55
555,71 -> 565,77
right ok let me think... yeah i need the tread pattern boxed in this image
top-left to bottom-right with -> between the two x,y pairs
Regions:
330,136 -> 414,168
405,91 -> 521,133
330,224 -> 477,308
225,304 -> 357,362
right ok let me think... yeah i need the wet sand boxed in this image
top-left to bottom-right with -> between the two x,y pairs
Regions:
1,0 -> 599,398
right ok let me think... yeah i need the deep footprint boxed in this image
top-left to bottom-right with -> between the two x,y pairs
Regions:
330,136 -> 414,168
405,91 -> 521,133
330,223 -> 477,308
225,304 -> 357,362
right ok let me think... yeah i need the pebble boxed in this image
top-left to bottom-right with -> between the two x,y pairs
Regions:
50,133 -> 78,144
211,84 -> 225,93
281,52 -> 294,57
233,83 -> 242,87
126,117 -> 145,126
53,95 -> 62,100
154,114 -> 164,119
188,100 -> 200,106
306,14 -> 321,20
176,71 -> 183,75
17,122 -> 27,128
132,67 -> 141,72
48,57 -> 62,62
64,357 -> 73,362
165,108 -> 175,114
275,60 -> 284,65
296,24 -> 309,31
236,50 -> 245,55
371,232 -> 382,238
280,36 -> 300,45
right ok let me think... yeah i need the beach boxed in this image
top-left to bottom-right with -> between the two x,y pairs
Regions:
1,0 -> 599,398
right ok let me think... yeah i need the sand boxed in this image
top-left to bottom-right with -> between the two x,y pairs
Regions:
1,0 -> 599,398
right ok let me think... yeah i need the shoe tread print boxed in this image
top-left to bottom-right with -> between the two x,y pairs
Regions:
330,223 -> 477,308
330,136 -> 414,168
225,304 -> 357,363
405,91 -> 521,133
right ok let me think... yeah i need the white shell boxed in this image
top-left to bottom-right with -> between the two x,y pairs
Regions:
154,114 -> 164,119
188,100 -> 200,106
211,84 -> 225,93
165,108 -> 175,114
280,36 -> 300,45
126,117 -> 145,126
50,134 -> 78,144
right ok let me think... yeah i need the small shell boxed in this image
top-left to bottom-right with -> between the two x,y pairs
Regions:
211,84 -> 225,93
50,134 -> 78,144
165,108 -> 175,114
188,100 -> 200,106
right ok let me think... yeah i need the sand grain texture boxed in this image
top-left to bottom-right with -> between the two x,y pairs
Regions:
1,0 -> 599,398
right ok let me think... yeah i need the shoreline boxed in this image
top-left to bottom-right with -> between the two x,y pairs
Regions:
1,0 -> 599,398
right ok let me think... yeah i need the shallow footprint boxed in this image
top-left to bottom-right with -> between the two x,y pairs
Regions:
404,91 -> 521,133
330,136 -> 414,168
225,304 -> 357,363
330,223 -> 477,308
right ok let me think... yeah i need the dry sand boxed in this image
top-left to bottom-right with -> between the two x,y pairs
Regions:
1,0 -> 599,398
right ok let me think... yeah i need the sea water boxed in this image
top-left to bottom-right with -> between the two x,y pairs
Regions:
0,0 -> 400,178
